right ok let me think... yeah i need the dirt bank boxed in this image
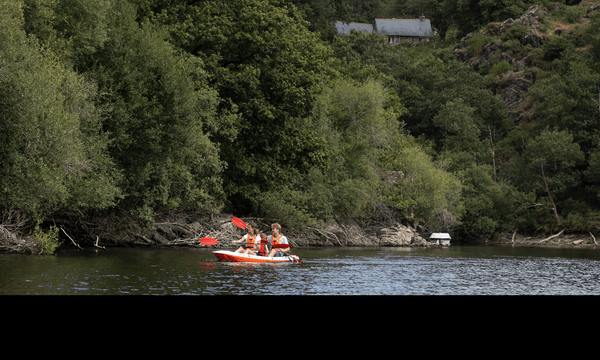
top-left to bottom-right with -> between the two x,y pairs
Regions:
2,212 -> 598,254
118,214 -> 436,249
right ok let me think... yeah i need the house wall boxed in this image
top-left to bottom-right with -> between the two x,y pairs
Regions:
390,36 -> 428,46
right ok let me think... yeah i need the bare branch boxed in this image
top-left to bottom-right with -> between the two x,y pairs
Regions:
536,229 -> 565,244
60,227 -> 83,250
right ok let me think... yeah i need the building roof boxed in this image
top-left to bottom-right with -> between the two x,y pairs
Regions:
333,21 -> 374,35
429,233 -> 451,239
374,18 -> 433,37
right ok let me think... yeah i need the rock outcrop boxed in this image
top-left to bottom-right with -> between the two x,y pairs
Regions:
453,6 -> 550,123
585,4 -> 600,18
500,73 -> 536,123
499,5 -> 548,35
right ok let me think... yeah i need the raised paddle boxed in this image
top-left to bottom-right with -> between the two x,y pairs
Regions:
232,217 -> 247,229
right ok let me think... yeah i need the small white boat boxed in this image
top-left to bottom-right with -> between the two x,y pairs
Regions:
429,233 -> 451,246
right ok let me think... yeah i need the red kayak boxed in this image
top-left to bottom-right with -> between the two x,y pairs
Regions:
213,250 -> 303,263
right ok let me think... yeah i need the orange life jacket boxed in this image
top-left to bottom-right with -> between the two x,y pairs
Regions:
271,235 -> 283,251
245,234 -> 257,249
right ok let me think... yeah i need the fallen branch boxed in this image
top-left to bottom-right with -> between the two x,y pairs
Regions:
61,227 -> 83,250
536,229 -> 564,244
511,230 -> 516,244
590,231 -> 598,246
135,234 -> 153,245
94,236 -> 107,251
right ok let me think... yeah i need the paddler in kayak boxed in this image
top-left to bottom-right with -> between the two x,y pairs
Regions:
232,223 -> 261,255
266,223 -> 290,258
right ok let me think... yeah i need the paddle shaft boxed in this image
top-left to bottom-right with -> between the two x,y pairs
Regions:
199,238 -> 289,248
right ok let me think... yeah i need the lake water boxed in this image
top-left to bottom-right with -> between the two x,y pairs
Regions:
2,245 -> 600,295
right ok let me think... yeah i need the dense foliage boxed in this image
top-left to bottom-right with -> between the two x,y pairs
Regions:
3,0 -> 600,243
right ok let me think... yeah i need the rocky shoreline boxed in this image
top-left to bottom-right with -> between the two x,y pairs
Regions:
3,212 -> 599,254
477,230 -> 599,248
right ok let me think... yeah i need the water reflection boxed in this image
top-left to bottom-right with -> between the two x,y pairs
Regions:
1,245 -> 600,295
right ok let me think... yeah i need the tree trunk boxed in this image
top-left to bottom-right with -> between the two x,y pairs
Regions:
488,125 -> 496,182
540,161 -> 560,223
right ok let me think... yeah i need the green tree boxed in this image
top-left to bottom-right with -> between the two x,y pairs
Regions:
381,136 -> 463,230
516,129 -> 585,224
0,0 -> 121,218
589,12 -> 600,67
391,56 -> 511,162
432,99 -> 483,154
73,1 -> 226,219
584,145 -> 600,206
459,165 -> 520,235
259,78 -> 403,227
529,60 -> 600,153
444,0 -> 527,37
288,0 -> 342,41
135,0 -> 337,214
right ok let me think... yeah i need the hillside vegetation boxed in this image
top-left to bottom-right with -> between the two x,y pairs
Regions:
1,0 -> 600,253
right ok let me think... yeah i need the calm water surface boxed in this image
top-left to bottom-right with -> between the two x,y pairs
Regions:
2,245 -> 600,295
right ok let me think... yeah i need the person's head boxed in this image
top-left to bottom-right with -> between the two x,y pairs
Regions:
271,223 -> 281,234
248,223 -> 259,235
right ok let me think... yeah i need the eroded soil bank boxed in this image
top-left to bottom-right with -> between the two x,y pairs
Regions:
2,212 -> 598,254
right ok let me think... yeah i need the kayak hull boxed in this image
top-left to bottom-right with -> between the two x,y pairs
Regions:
213,250 -> 302,263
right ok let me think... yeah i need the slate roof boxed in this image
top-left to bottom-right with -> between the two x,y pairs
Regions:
374,18 -> 433,37
333,21 -> 374,35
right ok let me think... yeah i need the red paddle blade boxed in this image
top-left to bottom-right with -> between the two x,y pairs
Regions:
232,217 -> 247,229
199,237 -> 218,245
272,244 -> 290,249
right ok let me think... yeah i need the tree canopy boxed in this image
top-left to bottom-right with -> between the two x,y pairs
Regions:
4,0 -> 600,241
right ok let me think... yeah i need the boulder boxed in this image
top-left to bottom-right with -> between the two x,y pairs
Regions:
501,77 -> 534,122
379,228 -> 413,246
586,4 -> 600,17
500,5 -> 548,34
499,18 -> 514,34
520,33 -> 543,48
411,235 -> 427,246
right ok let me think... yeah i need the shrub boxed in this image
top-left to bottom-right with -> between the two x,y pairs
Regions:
543,35 -> 574,60
564,6 -> 585,24
34,223 -> 61,256
490,60 -> 513,76
502,39 -> 522,53
466,35 -> 488,56
502,24 -> 530,41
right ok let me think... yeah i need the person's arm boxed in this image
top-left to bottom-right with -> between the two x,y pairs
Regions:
283,236 -> 291,251
255,236 -> 261,250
